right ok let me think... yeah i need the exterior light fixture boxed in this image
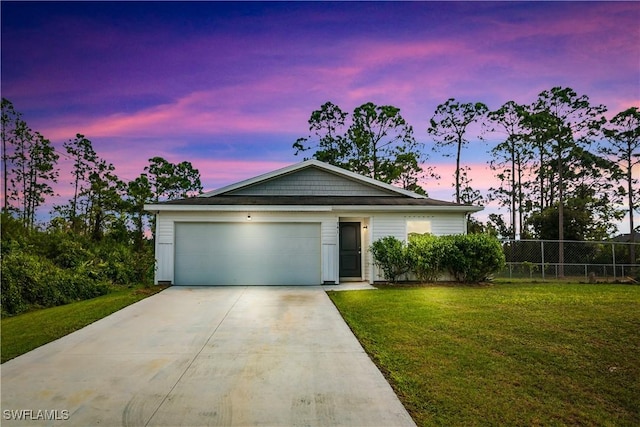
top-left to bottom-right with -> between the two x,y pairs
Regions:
363,225 -> 368,230
247,214 -> 252,221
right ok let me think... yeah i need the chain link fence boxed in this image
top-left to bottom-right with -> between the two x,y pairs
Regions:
498,239 -> 639,281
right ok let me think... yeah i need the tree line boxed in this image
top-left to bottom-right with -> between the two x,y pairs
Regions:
1,98 -> 202,241
293,87 -> 639,249
1,86 -> 638,273
1,98 -> 203,314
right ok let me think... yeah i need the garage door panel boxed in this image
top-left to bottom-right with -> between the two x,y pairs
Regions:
174,223 -> 321,286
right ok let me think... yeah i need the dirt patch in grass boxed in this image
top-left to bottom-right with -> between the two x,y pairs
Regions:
133,284 -> 170,295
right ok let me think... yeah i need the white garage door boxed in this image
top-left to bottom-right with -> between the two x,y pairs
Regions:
174,222 -> 321,286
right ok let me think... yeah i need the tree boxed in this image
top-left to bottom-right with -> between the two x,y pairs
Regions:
2,102 -> 59,229
82,159 -> 125,241
57,135 -> 128,239
294,101 -> 430,192
347,103 -> 423,184
63,134 -> 98,231
486,101 -> 532,239
529,185 -> 621,242
293,102 -> 349,167
525,87 -> 608,275
125,174 -> 153,250
145,156 -> 203,202
458,166 -> 483,205
24,132 -> 58,228
487,213 -> 511,239
602,106 -> 640,263
1,98 -> 20,212
143,157 -> 202,242
428,98 -> 488,203
171,160 -> 204,200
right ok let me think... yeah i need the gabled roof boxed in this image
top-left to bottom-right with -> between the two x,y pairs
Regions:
145,159 -> 483,213
200,159 -> 425,199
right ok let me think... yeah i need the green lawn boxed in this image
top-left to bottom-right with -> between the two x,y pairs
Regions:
328,283 -> 640,426
1,285 -> 167,363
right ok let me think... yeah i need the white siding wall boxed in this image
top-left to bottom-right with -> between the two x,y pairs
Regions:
153,209 -> 468,285
154,219 -> 174,283
371,213 -> 408,242
430,213 -> 467,235
362,218 -> 371,282
370,214 -> 408,282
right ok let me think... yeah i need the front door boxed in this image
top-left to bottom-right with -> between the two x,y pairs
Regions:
339,222 -> 361,278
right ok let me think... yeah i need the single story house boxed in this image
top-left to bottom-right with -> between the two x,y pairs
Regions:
144,159 -> 483,286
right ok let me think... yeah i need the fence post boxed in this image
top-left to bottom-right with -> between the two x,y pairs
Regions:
541,240 -> 545,280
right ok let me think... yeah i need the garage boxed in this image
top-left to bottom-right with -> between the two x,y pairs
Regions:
174,222 -> 321,286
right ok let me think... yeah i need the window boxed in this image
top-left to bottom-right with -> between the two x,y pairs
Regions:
407,220 -> 431,237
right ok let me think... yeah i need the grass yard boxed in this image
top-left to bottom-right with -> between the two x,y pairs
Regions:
328,283 -> 640,426
1,285 -> 167,363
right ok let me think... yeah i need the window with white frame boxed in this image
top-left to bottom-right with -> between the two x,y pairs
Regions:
407,220 -> 431,237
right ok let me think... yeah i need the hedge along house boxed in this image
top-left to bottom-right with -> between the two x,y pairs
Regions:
144,160 -> 483,286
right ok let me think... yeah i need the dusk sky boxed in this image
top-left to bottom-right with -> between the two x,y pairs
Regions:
2,1 -> 639,231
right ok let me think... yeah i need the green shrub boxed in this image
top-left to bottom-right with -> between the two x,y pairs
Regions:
50,237 -> 92,269
407,234 -> 445,282
441,234 -> 506,283
372,233 -> 506,284
0,273 -> 26,315
94,240 -> 155,285
370,236 -> 409,283
1,250 -> 61,313
1,248 -> 110,316
1,214 -> 153,316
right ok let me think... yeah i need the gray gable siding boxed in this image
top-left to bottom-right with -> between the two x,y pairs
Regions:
226,167 -> 397,197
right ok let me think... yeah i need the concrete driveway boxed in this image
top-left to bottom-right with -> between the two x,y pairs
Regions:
1,286 -> 415,426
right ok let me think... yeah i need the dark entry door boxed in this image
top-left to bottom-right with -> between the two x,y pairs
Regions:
339,222 -> 361,277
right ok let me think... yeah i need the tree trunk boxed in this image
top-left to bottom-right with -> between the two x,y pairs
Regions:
517,151 -> 524,238
372,142 -> 378,181
455,139 -> 462,203
511,142 -> 516,240
2,133 -> 7,212
539,149 -> 545,210
558,150 -> 565,278
628,156 -> 636,264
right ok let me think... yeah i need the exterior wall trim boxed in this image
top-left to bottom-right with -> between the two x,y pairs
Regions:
145,204 -> 481,214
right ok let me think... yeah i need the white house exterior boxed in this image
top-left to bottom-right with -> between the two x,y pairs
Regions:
144,160 -> 483,286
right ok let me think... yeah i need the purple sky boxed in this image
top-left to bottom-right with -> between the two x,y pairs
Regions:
2,1 -> 639,231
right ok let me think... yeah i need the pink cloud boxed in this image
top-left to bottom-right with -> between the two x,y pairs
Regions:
350,40 -> 468,69
40,86 -> 310,143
